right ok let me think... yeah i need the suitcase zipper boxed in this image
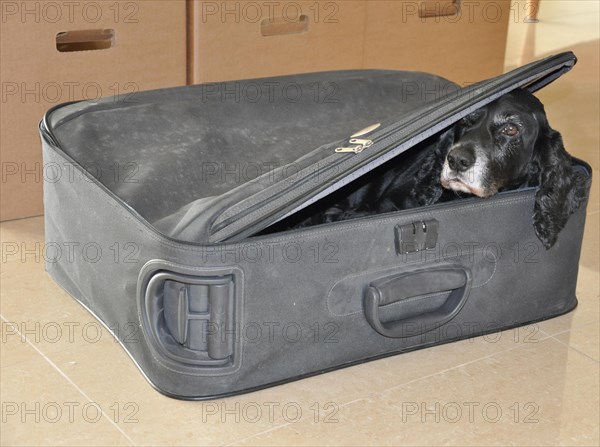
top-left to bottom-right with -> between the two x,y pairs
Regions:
335,138 -> 374,154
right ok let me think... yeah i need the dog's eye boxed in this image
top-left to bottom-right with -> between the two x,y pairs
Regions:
502,124 -> 519,136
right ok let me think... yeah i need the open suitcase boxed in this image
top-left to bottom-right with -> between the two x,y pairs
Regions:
41,52 -> 592,400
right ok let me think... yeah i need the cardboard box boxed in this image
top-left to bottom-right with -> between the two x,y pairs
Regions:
1,0 -> 187,221
188,0 -> 510,84
363,0 -> 512,84
188,0 -> 367,83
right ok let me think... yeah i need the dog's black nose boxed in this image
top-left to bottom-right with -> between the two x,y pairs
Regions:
447,148 -> 475,172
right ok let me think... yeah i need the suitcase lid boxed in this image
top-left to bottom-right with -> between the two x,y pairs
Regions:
42,69 -> 457,238
207,52 -> 577,242
41,52 -> 577,244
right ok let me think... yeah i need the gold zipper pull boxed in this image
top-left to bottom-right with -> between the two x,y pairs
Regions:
349,138 -> 373,147
335,123 -> 380,154
334,138 -> 373,154
335,145 -> 365,154
351,123 -> 381,138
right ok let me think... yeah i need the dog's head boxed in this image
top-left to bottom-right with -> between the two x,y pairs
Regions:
440,88 -> 588,249
441,89 -> 545,197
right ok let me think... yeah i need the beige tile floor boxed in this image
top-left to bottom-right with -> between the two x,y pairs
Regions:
1,3 -> 599,446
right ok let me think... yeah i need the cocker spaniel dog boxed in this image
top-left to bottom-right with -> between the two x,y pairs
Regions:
290,89 -> 588,249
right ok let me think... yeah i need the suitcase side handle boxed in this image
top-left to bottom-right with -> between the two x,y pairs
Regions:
363,267 -> 471,338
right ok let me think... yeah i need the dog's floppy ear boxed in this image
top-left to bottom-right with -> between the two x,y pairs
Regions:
528,120 -> 587,249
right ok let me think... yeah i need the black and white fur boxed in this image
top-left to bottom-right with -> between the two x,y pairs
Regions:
292,89 -> 587,249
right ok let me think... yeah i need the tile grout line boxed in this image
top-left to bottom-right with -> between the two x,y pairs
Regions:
0,314 -> 138,447
538,319 -> 600,339
548,334 -> 600,364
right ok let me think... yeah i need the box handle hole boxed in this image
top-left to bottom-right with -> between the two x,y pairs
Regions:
261,15 -> 309,37
56,29 -> 115,52
419,0 -> 460,18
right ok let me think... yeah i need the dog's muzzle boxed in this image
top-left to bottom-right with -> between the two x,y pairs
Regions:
441,145 -> 491,197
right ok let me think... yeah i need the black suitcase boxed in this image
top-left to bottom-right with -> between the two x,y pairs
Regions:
40,52 -> 592,399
